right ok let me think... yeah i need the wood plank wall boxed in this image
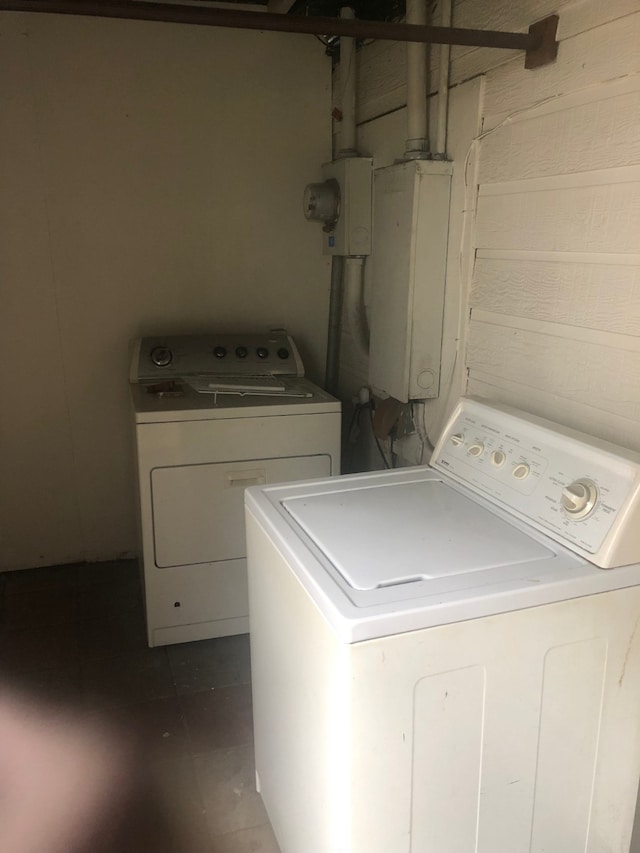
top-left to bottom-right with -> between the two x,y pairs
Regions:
347,0 -> 640,453
467,0 -> 640,450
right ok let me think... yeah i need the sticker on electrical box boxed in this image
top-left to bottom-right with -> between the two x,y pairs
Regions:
328,236 -> 335,247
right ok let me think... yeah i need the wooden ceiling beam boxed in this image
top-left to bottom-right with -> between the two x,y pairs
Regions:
0,1 -> 559,66
267,0 -> 296,12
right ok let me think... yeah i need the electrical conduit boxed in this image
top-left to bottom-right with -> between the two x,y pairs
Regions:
326,5 -> 359,394
337,5 -> 357,158
435,0 -> 452,157
405,0 -> 430,158
343,256 -> 369,361
325,255 -> 345,396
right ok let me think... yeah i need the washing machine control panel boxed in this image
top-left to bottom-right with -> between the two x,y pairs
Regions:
131,332 -> 304,382
432,398 -> 640,568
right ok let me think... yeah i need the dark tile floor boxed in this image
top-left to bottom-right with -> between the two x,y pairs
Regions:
0,560 -> 280,853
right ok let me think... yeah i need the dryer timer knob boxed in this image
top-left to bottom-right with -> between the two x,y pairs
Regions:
150,346 -> 173,367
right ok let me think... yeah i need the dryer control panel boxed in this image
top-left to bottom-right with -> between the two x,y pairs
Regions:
130,332 -> 304,383
432,397 -> 640,568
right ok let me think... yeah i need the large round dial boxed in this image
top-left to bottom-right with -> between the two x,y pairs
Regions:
303,179 -> 341,227
150,346 -> 172,367
561,478 -> 598,519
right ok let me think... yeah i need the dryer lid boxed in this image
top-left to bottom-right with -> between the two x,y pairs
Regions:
282,479 -> 553,592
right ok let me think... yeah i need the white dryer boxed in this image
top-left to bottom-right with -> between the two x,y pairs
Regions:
130,331 -> 340,647
245,396 -> 640,853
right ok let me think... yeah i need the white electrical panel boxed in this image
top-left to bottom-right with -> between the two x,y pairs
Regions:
306,157 -> 372,256
369,159 -> 452,402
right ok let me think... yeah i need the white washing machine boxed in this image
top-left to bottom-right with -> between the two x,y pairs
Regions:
130,331 -> 340,647
245,396 -> 640,853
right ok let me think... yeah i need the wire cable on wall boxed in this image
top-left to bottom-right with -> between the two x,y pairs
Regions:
368,404 -> 391,468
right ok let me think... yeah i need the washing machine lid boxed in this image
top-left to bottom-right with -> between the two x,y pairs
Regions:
282,479 -> 552,591
246,466 -> 640,643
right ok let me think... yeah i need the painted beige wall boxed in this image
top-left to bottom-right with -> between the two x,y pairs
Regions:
0,12 -> 331,571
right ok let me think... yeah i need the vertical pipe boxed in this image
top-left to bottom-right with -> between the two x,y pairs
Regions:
325,255 -> 345,396
405,0 -> 430,158
344,256 -> 369,358
338,5 -> 357,157
435,0 -> 452,156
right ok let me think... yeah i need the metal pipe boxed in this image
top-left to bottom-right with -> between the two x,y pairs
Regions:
0,1 -> 540,52
435,0 -> 452,157
337,6 -> 357,158
325,255 -> 345,396
343,256 -> 369,360
405,0 -> 429,159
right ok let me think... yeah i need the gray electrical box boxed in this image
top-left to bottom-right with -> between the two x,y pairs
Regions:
304,157 -> 373,256
369,159 -> 452,402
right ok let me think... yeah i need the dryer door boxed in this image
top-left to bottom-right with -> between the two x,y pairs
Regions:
152,455 -> 331,568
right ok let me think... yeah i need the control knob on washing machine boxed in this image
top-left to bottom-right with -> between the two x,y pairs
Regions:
277,347 -> 290,360
235,346 -> 248,359
256,347 -> 269,359
213,346 -> 227,358
561,478 -> 598,519
150,346 -> 173,367
491,450 -> 506,467
512,463 -> 530,480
